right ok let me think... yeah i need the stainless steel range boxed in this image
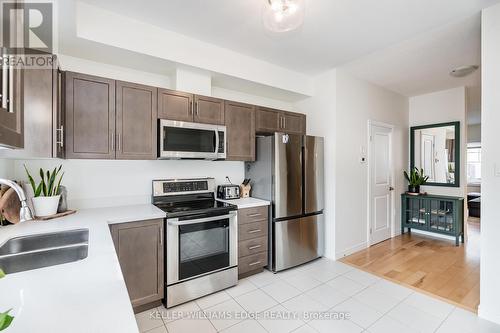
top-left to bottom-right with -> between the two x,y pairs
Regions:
152,178 -> 238,308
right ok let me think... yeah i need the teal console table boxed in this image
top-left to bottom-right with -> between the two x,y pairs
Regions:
401,193 -> 464,246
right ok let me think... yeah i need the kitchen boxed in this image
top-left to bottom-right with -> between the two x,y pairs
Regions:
2,1 -> 500,333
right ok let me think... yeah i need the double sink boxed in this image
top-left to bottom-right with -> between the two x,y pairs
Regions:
0,229 -> 89,274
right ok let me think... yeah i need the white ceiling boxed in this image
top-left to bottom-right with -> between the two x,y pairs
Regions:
77,0 -> 499,76
342,14 -> 482,97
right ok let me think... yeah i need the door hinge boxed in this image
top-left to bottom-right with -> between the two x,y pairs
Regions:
369,135 -> 373,142
370,227 -> 373,234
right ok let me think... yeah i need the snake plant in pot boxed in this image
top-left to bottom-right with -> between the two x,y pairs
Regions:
403,167 -> 428,194
24,165 -> 64,217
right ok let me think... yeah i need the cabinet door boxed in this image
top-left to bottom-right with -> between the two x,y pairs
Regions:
194,95 -> 224,125
110,219 -> 164,310
225,101 -> 255,161
428,198 -> 455,235
282,112 -> 305,135
158,88 -> 193,122
65,72 -> 116,159
256,107 -> 280,133
0,47 -> 24,149
116,81 -> 157,160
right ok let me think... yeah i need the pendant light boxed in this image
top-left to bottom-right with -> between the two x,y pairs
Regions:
263,0 -> 305,33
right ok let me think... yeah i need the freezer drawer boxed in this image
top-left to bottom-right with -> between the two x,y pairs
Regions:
273,214 -> 324,272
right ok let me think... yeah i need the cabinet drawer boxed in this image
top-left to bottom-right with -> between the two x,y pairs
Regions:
238,252 -> 268,275
238,206 -> 268,225
238,236 -> 268,258
239,220 -> 268,241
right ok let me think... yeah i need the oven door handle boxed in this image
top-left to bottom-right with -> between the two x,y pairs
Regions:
167,213 -> 234,226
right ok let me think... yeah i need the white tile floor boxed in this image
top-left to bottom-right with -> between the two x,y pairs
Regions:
135,258 -> 500,333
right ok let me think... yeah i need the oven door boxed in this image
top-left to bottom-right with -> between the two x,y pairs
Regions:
159,120 -> 220,160
166,211 -> 237,285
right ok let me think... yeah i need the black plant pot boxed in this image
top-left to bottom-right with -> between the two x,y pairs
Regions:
408,185 -> 420,194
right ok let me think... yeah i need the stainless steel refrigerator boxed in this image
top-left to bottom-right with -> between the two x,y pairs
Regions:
245,133 -> 324,272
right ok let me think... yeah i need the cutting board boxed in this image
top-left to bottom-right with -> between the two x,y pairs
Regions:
0,188 -> 21,224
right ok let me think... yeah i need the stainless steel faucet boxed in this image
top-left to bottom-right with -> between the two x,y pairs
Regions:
0,179 -> 34,222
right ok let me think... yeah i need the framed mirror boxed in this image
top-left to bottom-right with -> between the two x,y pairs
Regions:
410,121 -> 460,187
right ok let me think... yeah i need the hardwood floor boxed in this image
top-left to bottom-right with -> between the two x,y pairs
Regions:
341,220 -> 480,312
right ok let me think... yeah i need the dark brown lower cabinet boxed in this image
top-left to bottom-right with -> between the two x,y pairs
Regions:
225,101 -> 255,161
237,206 -> 269,278
110,219 -> 164,312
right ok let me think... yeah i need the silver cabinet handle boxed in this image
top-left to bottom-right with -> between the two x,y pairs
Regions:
117,133 -> 121,152
189,101 -> 193,115
8,60 -> 14,112
1,50 -> 8,109
110,131 -> 115,151
56,126 -> 64,148
196,102 -> 199,116
248,245 -> 261,250
283,116 -> 286,129
159,226 -> 163,245
248,261 -> 262,266
247,213 -> 262,218
248,229 -> 261,234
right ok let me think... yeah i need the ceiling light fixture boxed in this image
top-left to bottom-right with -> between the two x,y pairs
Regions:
450,65 -> 479,78
263,0 -> 305,33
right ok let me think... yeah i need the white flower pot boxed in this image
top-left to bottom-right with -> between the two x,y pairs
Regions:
32,195 -> 61,217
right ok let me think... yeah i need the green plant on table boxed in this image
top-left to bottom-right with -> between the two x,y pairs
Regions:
403,167 -> 429,186
0,269 -> 14,331
24,165 -> 64,197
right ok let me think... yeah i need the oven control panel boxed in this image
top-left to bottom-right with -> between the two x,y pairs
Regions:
153,178 -> 215,196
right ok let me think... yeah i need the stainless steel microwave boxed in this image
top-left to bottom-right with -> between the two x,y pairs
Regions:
158,120 -> 226,160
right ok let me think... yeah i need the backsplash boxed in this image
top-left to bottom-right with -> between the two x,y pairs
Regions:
12,159 -> 244,209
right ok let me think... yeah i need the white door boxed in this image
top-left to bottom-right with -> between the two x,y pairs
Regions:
369,123 -> 393,245
421,133 -> 436,181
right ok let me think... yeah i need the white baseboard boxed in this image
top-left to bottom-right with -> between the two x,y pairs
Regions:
478,304 -> 500,325
335,241 -> 368,260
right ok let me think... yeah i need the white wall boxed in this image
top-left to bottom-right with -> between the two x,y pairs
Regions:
468,124 -> 481,143
409,87 -> 467,198
295,69 -> 409,259
0,158 -> 14,179
14,159 -> 244,210
334,69 -> 409,258
479,3 -> 500,325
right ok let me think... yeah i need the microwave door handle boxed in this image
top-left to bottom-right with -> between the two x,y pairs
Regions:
214,130 -> 220,159
168,213 -> 233,226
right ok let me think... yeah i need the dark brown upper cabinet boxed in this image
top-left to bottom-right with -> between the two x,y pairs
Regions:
158,88 -> 193,122
256,107 -> 305,135
110,219 -> 164,312
225,101 -> 255,161
282,112 -> 306,135
65,72 -> 116,159
256,107 -> 280,133
116,81 -> 158,160
0,47 -> 24,149
194,95 -> 224,125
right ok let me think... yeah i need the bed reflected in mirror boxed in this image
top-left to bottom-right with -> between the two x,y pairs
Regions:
411,122 -> 460,187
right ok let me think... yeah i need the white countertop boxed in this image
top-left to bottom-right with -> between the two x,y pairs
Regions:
216,197 -> 270,209
0,204 -> 166,333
